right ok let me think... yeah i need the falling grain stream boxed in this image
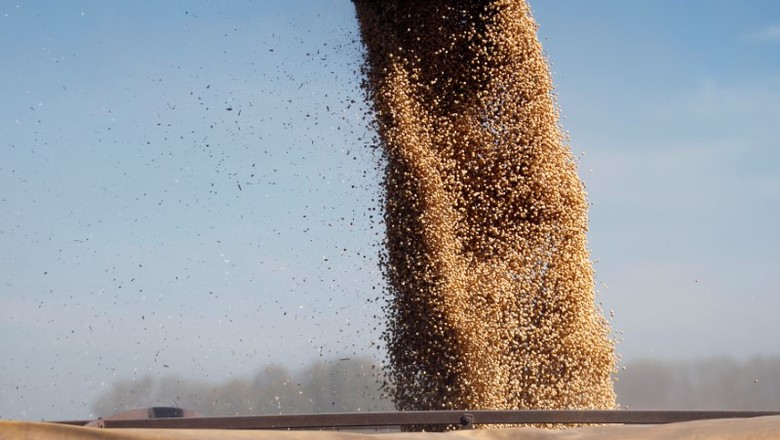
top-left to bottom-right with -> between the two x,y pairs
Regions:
354,0 -> 616,420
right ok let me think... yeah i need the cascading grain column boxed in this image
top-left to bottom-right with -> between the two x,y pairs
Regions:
354,0 -> 616,414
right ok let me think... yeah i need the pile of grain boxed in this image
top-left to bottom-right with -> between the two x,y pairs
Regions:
353,0 -> 616,415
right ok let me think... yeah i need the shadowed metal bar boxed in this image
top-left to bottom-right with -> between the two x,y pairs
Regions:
52,410 -> 780,430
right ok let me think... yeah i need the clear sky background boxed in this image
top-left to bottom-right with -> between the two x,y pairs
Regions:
1,0 -> 779,421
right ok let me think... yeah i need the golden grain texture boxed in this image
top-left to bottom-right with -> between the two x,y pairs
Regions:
354,0 -> 616,417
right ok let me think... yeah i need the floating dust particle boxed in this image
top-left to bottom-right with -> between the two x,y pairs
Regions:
353,0 -> 616,427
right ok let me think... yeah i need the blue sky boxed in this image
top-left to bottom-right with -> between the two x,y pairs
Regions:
1,0 -> 779,420
532,0 -> 780,360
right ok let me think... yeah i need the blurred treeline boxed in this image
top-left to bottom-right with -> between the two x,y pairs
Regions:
92,357 -> 393,417
615,356 -> 780,410
92,356 -> 780,417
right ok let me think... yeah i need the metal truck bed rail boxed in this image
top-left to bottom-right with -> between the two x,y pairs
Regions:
53,409 -> 780,430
